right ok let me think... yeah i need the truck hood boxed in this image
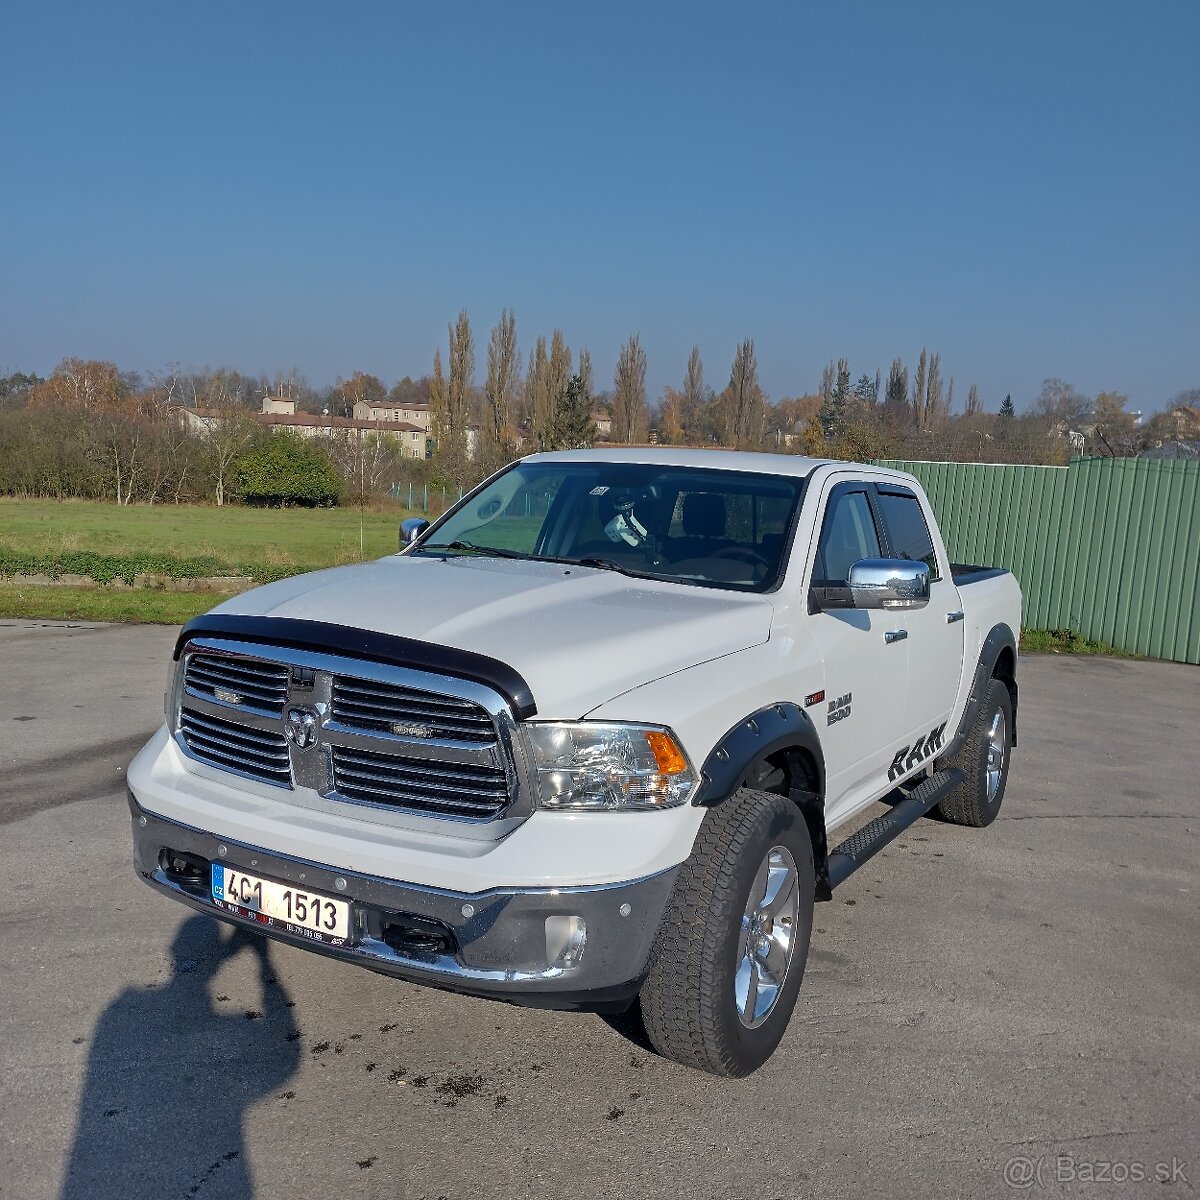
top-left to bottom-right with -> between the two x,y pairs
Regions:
211,554 -> 773,718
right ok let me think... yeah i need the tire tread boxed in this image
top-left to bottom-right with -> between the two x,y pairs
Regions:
935,678 -> 1010,827
640,789 -> 811,1076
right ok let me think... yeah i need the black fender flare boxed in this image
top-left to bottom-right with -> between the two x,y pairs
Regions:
938,622 -> 1018,762
692,703 -> 826,808
692,701 -> 829,896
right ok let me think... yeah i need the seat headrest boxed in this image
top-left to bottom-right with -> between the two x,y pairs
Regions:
682,493 -> 726,538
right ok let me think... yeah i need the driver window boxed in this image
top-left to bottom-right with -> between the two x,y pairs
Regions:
813,490 -> 881,584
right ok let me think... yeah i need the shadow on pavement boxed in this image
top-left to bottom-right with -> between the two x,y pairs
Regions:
61,916 -> 300,1200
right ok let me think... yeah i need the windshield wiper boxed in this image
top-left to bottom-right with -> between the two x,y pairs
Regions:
575,556 -> 643,577
421,540 -> 527,560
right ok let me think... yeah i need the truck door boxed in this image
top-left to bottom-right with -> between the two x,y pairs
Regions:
873,484 -> 965,742
805,481 -> 911,821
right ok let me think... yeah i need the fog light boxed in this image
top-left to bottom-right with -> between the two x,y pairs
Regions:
545,915 -> 586,967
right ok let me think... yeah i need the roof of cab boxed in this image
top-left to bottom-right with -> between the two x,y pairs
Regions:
522,446 -> 839,478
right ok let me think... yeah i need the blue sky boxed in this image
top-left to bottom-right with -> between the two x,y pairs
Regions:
2,1 -> 1197,412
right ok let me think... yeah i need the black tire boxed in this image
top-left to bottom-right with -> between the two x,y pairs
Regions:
935,678 -> 1012,827
639,789 -> 814,1077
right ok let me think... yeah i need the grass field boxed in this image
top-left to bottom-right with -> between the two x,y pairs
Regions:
0,497 -> 409,568
0,498 -> 416,623
0,582 -> 236,624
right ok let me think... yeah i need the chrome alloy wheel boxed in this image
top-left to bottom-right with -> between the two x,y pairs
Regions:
735,845 -> 800,1028
986,709 -> 1007,801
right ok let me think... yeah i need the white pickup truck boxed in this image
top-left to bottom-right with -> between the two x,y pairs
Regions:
129,449 -> 1021,1075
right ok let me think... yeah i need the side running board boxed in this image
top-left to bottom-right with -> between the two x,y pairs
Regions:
826,768 -> 965,890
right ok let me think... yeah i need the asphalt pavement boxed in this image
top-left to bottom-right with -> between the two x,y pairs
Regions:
1,619 -> 1197,1200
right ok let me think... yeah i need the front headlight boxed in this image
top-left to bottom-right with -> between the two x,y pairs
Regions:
522,722 -> 697,811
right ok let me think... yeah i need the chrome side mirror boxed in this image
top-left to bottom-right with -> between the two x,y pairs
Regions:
848,558 -> 931,609
400,517 -> 430,548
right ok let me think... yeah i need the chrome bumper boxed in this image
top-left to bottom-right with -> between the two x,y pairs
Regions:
128,791 -> 677,1011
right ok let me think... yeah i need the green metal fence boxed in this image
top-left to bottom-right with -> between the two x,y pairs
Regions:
875,457 -> 1200,665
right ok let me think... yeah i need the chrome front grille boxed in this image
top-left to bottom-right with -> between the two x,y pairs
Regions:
331,677 -> 495,742
331,745 -> 509,819
179,705 -> 292,786
171,639 -> 523,829
184,652 -> 289,715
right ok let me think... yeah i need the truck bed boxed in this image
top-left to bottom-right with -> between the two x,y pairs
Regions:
950,563 -> 1010,585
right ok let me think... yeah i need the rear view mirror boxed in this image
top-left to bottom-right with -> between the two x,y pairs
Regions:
848,558 -> 930,609
400,517 -> 430,548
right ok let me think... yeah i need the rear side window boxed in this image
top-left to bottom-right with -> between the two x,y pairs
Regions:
814,491 -> 880,583
877,492 -> 941,581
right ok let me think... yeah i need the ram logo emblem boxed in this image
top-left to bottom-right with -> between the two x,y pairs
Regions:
284,706 -> 320,750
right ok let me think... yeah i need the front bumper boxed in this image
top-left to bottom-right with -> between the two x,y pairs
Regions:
129,792 -> 677,1012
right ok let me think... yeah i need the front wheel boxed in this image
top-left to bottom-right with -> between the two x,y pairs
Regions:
639,789 -> 814,1076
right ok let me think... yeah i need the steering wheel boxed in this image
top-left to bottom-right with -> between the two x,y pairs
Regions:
711,546 -> 771,571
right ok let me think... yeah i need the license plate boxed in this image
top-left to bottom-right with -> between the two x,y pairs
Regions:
211,863 -> 351,943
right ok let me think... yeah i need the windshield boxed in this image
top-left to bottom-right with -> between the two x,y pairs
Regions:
412,461 -> 805,592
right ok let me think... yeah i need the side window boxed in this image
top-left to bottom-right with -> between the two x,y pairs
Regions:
814,490 -> 881,583
876,492 -> 941,581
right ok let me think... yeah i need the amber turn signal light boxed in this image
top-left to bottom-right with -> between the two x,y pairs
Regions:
644,730 -> 689,775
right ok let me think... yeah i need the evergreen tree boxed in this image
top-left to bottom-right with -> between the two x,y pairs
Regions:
999,394 -> 1015,418
853,373 -> 877,407
884,358 -> 909,413
819,358 -> 851,439
547,373 -> 596,450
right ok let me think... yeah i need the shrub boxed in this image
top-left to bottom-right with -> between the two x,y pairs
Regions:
236,434 -> 342,507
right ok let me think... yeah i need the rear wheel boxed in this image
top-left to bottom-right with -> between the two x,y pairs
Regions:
936,678 -> 1012,827
639,789 -> 814,1076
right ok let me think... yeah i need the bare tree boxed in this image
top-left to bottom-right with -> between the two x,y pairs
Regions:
525,336 -> 550,445
548,331 -> 571,406
429,347 -> 447,443
430,310 -> 474,483
1033,378 -> 1090,428
612,335 -> 648,443
819,361 -> 835,407
335,371 -> 387,416
27,358 -> 128,413
722,338 -> 766,447
206,389 -> 259,506
578,347 -> 593,400
656,388 -> 684,443
681,345 -> 710,442
912,349 -> 929,427
483,308 -> 519,466
926,352 -> 943,424
965,383 -> 983,417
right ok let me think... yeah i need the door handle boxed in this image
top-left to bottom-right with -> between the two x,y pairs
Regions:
946,610 -> 965,624
884,629 -> 908,644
